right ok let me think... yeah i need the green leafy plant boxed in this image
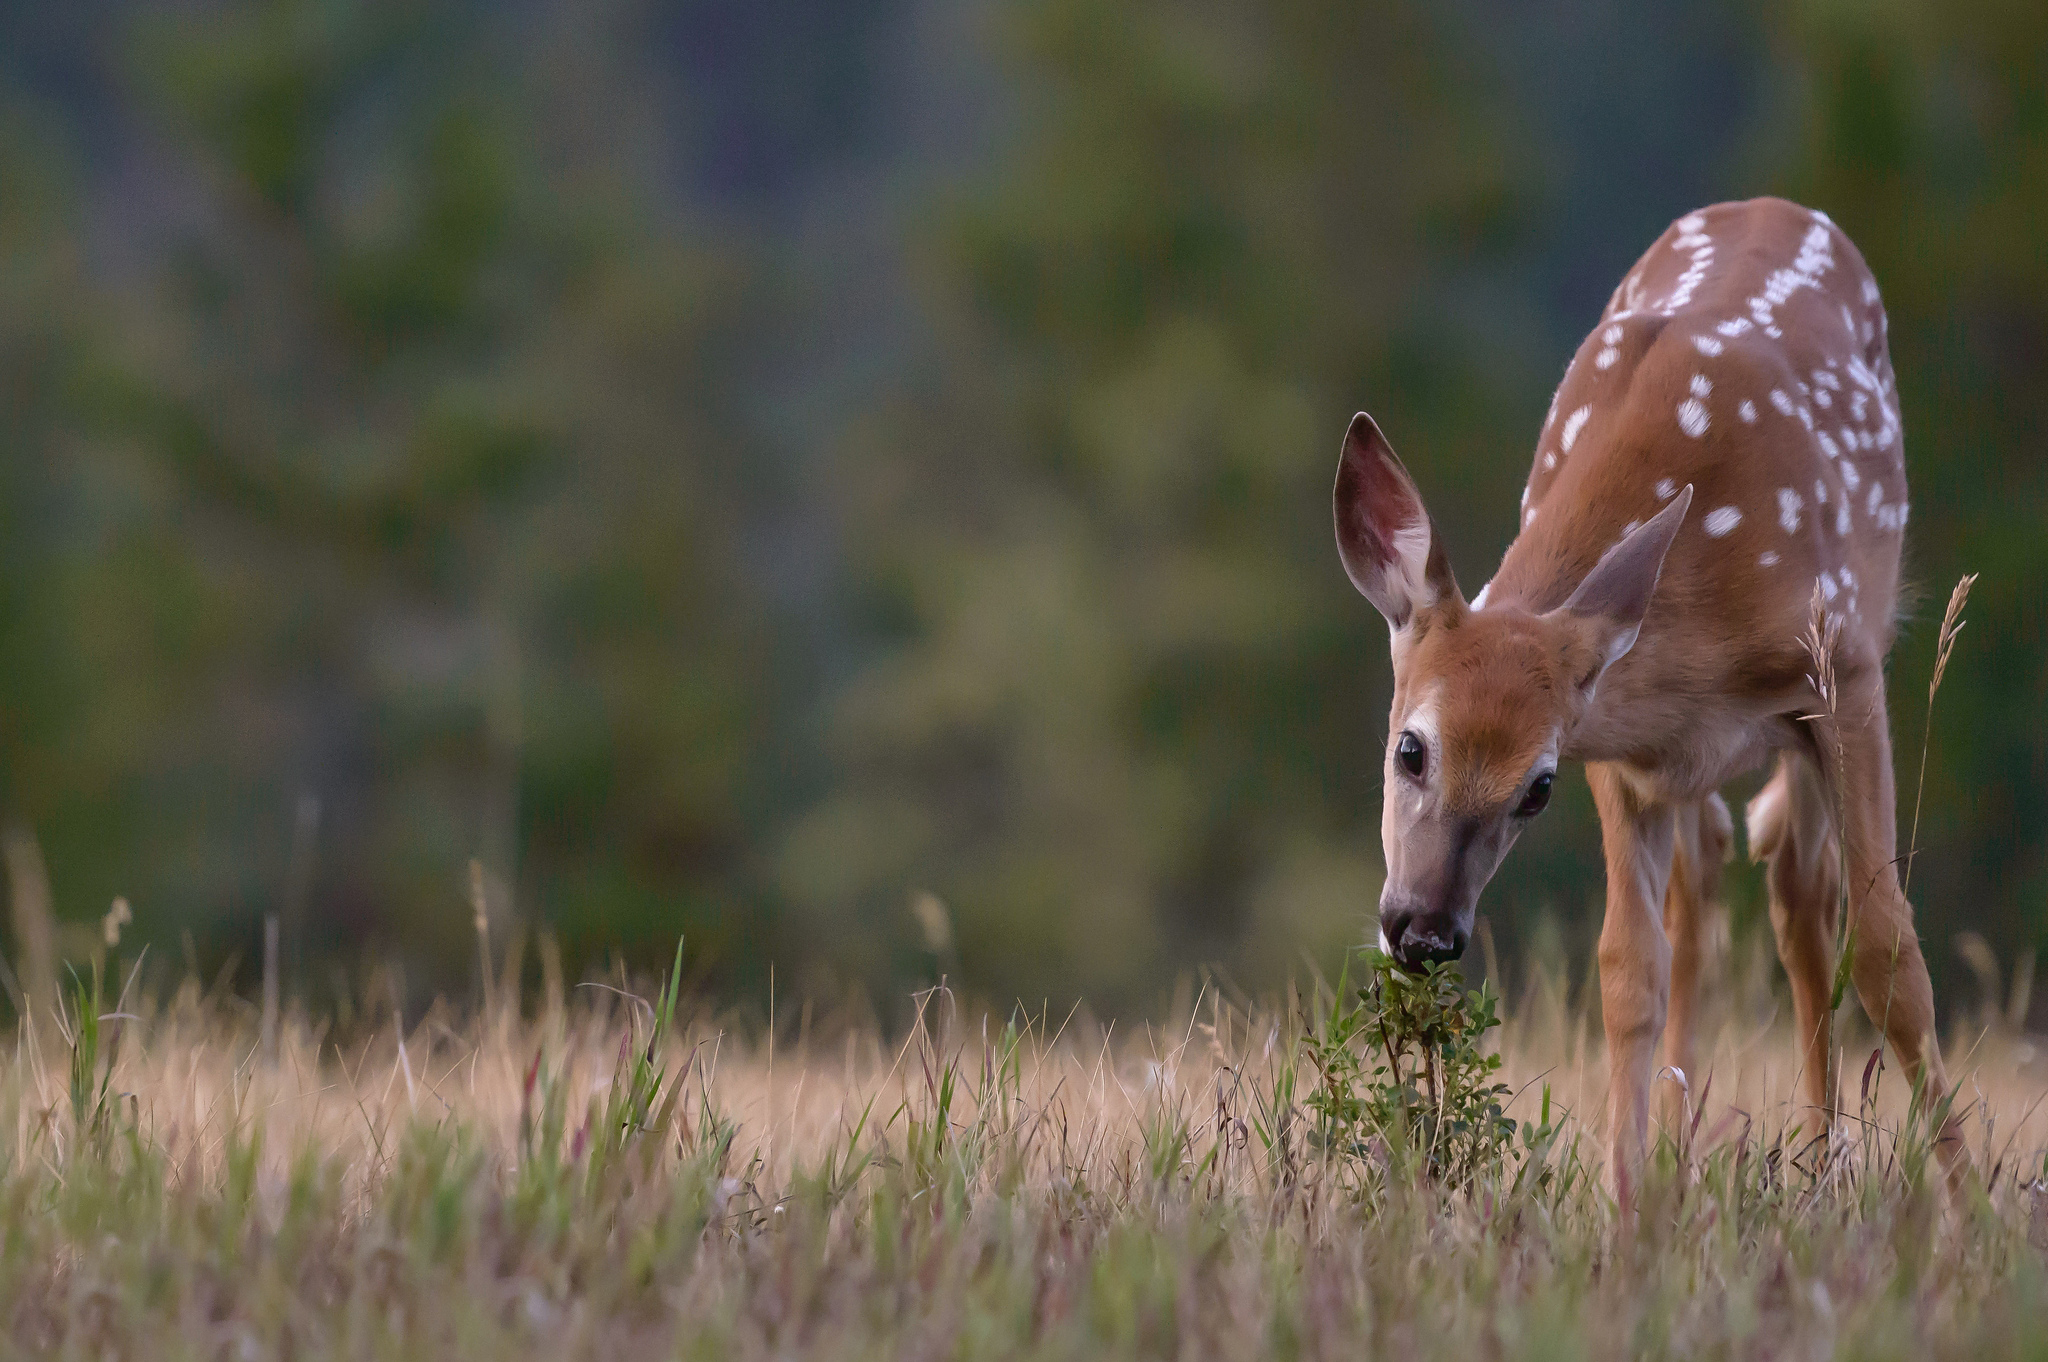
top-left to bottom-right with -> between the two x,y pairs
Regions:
1304,949 -> 1532,1192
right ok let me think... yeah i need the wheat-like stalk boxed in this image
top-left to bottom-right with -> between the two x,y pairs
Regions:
1797,583 -> 1852,1109
1903,573 -> 1975,902
1799,582 -> 1841,721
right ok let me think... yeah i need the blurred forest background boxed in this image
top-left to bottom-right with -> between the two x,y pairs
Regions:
0,0 -> 2042,1019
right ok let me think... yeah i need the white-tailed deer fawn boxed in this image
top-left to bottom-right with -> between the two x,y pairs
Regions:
1333,197 -> 1962,1201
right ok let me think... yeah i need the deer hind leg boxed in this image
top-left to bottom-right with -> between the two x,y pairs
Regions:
1828,680 -> 1965,1171
1658,792 -> 1734,1138
1588,761 -> 1678,1208
1746,752 -> 1841,1126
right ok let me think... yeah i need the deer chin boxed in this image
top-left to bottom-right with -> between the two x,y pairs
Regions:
1376,898 -> 1472,972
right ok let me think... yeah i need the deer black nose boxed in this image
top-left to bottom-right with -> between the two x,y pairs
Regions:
1378,903 -> 1468,969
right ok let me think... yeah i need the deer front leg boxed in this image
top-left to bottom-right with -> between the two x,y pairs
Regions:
1588,761 -> 1678,1211
1657,793 -> 1730,1138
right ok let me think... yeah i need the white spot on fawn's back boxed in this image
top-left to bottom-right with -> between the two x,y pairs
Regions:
1703,506 -> 1742,537
1655,478 -> 1677,501
1758,550 -> 1780,567
1561,405 -> 1592,452
1739,399 -> 1757,423
1777,488 -> 1802,533
1676,374 -> 1713,437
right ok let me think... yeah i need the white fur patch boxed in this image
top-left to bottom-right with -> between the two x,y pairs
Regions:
1389,516 -> 1436,612
1561,405 -> 1592,452
1777,488 -> 1802,533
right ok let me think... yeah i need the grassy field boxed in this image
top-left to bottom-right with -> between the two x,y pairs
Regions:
5,936 -> 2047,1361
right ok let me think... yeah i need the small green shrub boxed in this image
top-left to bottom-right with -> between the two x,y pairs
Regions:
1305,948 -> 1549,1193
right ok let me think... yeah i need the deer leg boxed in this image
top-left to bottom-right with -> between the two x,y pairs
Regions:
1658,793 -> 1732,1138
1829,679 -> 1966,1175
1588,761 -> 1678,1209
1746,753 -> 1840,1126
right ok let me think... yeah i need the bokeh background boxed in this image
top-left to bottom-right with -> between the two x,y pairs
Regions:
0,0 -> 2041,1019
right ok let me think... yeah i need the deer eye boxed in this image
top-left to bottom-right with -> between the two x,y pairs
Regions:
1516,772 -> 1554,818
1395,731 -> 1427,779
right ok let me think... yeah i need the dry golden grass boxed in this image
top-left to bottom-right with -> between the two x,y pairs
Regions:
1,934 -> 2045,1360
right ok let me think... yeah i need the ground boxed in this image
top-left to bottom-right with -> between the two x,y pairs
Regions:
6,943 -> 2048,1360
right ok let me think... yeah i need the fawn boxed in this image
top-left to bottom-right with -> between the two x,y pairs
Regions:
1333,197 -> 1962,1201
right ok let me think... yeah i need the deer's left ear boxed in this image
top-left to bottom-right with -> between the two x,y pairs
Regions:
1334,413 -> 1461,633
1550,484 -> 1692,683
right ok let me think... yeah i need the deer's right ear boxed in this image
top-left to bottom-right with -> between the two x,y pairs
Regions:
1334,413 -> 1459,632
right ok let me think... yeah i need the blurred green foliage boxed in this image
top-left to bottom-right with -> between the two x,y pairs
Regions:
788,0 -> 1527,1007
0,0 -> 2042,1016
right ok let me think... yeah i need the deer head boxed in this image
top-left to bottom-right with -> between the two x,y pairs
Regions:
1334,413 -> 1691,968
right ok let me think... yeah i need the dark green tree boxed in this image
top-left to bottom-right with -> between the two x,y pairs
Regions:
784,0 -> 1537,1006
12,0 -> 790,995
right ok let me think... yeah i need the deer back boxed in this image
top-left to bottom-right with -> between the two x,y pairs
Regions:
1480,197 -> 1906,762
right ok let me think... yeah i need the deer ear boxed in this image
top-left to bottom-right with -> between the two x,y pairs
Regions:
1552,484 -> 1692,679
1334,413 -> 1460,632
